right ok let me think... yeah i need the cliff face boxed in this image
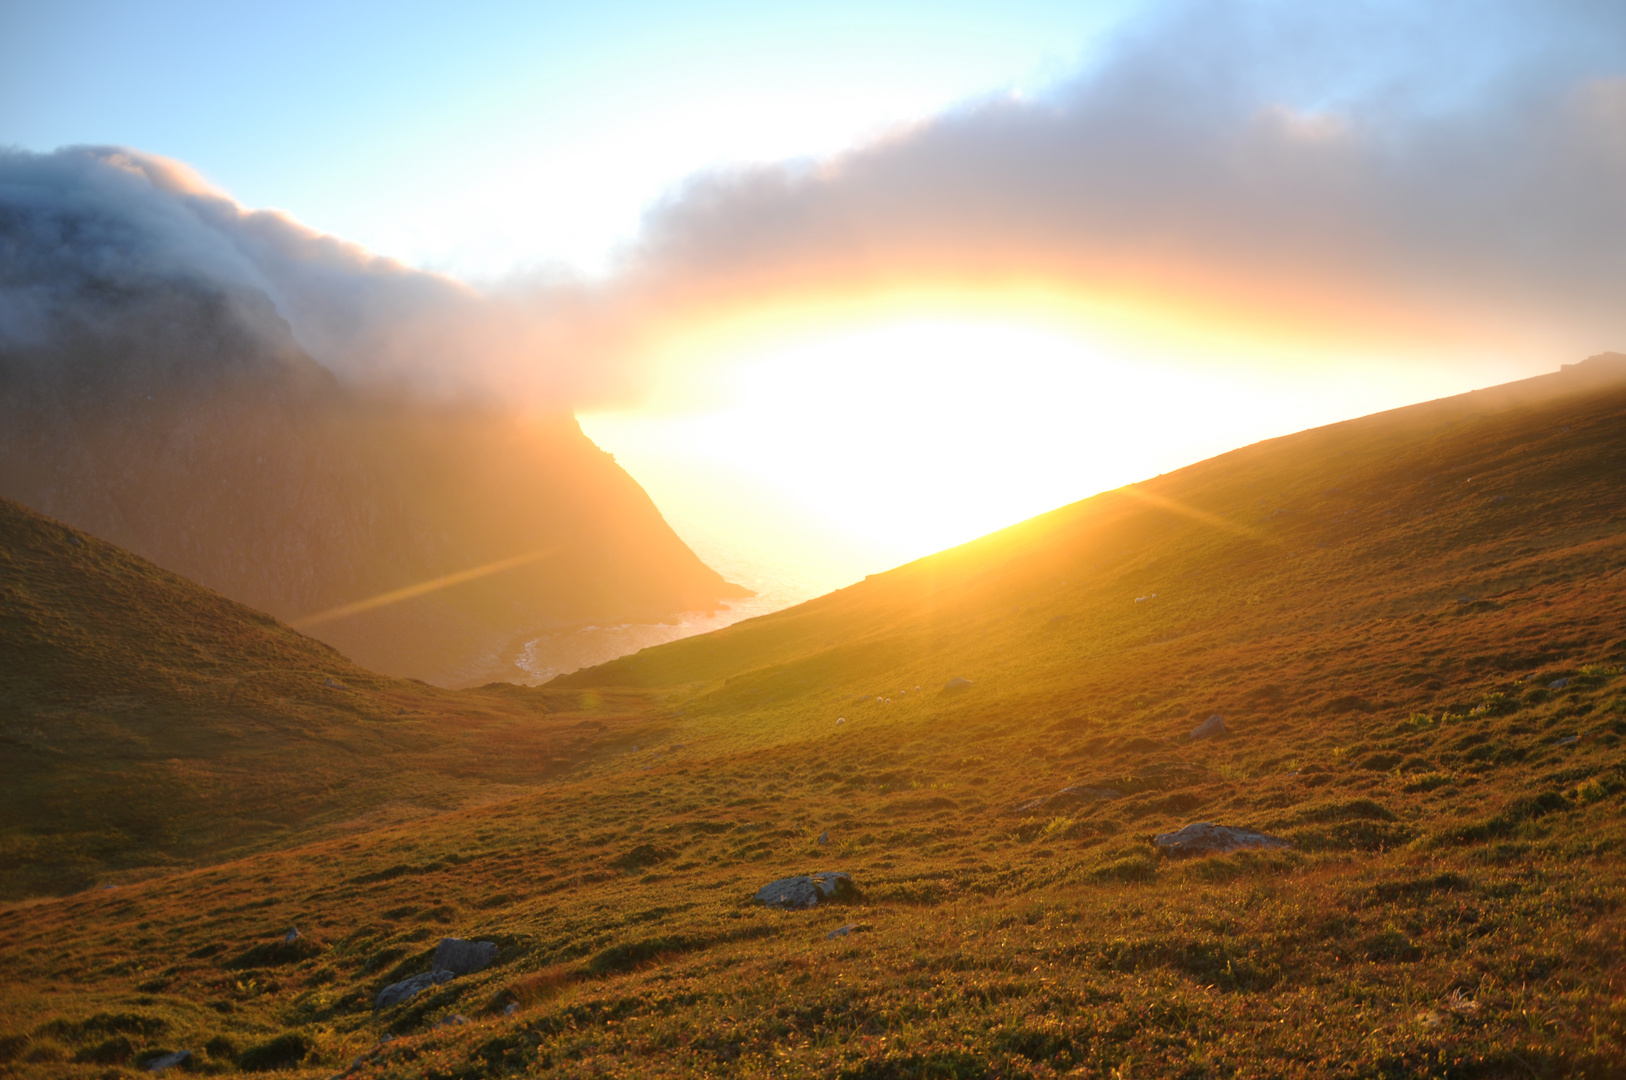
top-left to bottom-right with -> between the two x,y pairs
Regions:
0,281 -> 745,685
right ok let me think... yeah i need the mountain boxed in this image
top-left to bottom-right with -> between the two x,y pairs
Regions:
0,277 -> 746,686
0,496 -> 655,901
1,357 -> 1622,1076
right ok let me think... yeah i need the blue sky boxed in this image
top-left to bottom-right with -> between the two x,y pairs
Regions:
1,0 -> 1136,274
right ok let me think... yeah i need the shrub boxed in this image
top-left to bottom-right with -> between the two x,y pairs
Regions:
238,1033 -> 309,1072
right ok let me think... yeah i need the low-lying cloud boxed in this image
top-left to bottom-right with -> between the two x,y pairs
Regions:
4,0 -> 1626,409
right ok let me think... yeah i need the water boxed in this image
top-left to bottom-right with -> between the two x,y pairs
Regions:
510,505 -> 876,683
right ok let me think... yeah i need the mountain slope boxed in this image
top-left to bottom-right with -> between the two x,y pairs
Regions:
0,497 -> 662,900
0,279 -> 745,686
1,359 -> 1623,1077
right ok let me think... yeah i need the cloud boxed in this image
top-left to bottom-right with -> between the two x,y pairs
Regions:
0,145 -> 625,405
5,0 -> 1626,411
615,0 -> 1626,364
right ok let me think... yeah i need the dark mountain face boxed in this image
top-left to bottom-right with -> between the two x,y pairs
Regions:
0,272 -> 744,685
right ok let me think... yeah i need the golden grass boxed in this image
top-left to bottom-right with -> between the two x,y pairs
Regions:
1,366 -> 1623,1076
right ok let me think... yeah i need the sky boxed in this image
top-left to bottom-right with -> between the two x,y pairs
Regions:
5,0 -> 1626,600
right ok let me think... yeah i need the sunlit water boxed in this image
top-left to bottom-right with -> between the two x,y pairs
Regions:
511,504 -> 874,683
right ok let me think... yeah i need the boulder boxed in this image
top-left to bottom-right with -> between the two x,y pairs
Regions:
374,968 -> 455,1011
145,1049 -> 192,1073
1189,714 -> 1228,740
754,872 -> 856,910
1153,822 -> 1290,858
432,937 -> 499,975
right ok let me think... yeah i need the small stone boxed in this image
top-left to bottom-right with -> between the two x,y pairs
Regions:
817,831 -> 830,845
826,923 -> 868,939
1154,822 -> 1291,858
283,927 -> 301,943
374,968 -> 455,1011
1555,735 -> 1580,746
1189,714 -> 1228,740
836,717 -> 845,725
754,872 -> 856,910
504,1002 -> 519,1016
145,1049 -> 193,1073
432,938 -> 499,975
1549,677 -> 1570,690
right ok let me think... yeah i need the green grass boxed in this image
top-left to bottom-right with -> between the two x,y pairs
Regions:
1,367 -> 1624,1076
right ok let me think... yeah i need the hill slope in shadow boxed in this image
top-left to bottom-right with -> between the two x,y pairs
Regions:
0,497 -> 665,900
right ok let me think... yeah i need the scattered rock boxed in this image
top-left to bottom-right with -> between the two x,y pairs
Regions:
433,938 -> 499,975
943,678 -> 973,691
145,1049 -> 192,1073
1550,677 -> 1571,690
754,872 -> 856,910
504,1002 -> 519,1016
1153,822 -> 1291,858
825,923 -> 870,939
1555,735 -> 1580,746
374,968 -> 455,1011
836,717 -> 845,725
817,830 -> 830,845
1189,714 -> 1228,740
283,927 -> 301,943
435,1014 -> 469,1029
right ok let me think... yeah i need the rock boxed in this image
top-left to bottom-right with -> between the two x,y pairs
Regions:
432,937 -> 499,975
435,1014 -> 469,1029
145,1049 -> 192,1073
325,677 -> 347,689
1153,822 -> 1291,858
835,717 -> 845,725
1549,677 -> 1570,690
943,678 -> 973,691
283,927 -> 301,943
504,1002 -> 519,1016
826,923 -> 869,939
1189,714 -> 1228,740
1555,735 -> 1580,746
754,872 -> 856,910
374,968 -> 455,1011
817,830 -> 830,845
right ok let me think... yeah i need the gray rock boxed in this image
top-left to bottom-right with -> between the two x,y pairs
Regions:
1154,822 -> 1290,858
817,830 -> 830,845
1556,735 -> 1580,746
1550,677 -> 1570,690
145,1049 -> 192,1073
374,968 -> 455,1011
435,1014 -> 469,1028
754,872 -> 855,910
826,923 -> 869,939
283,927 -> 301,943
504,1002 -> 519,1016
1190,714 -> 1228,740
944,678 -> 973,691
432,937 -> 499,975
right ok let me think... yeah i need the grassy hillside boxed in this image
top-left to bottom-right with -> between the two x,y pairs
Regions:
1,359 -> 1623,1077
0,498 -> 660,900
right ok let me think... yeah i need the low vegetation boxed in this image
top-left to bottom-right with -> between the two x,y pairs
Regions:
2,367 -> 1624,1076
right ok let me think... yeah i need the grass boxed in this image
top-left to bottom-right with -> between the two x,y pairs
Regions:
1,365 -> 1624,1076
